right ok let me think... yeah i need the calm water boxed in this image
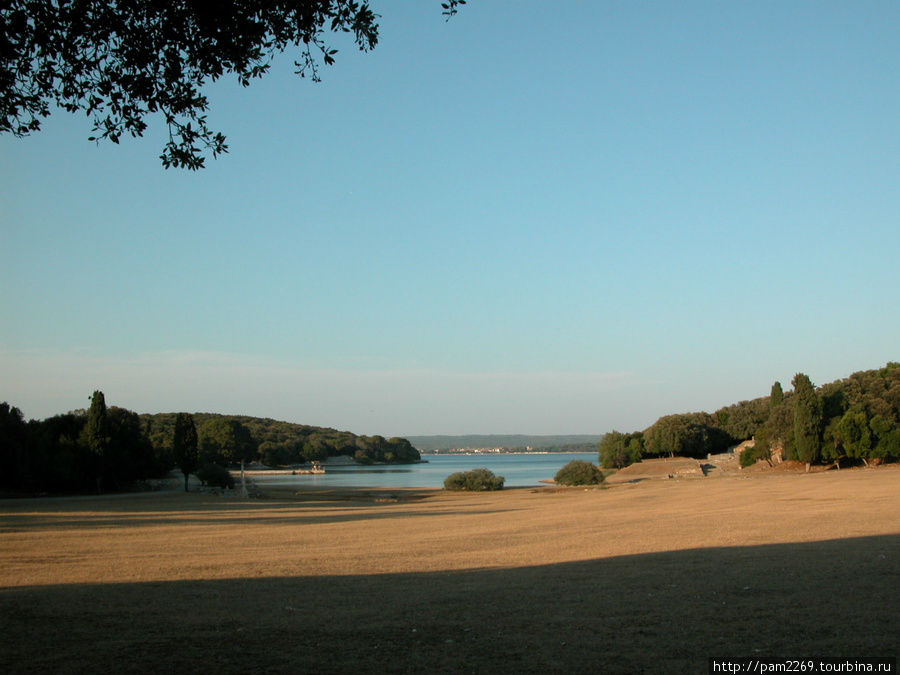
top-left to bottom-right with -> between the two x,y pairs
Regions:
251,452 -> 599,489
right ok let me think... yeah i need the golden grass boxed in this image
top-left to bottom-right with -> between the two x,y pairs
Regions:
2,466 -> 898,673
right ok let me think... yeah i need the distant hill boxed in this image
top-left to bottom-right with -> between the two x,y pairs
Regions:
140,412 -> 421,465
405,434 -> 604,453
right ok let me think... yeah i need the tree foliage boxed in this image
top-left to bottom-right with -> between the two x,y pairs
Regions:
353,435 -> 420,464
1,0 -> 464,169
105,405 -> 157,487
870,414 -> 900,460
172,412 -> 199,492
0,395 -> 420,494
144,413 -> 419,466
642,412 -> 734,459
81,390 -> 111,490
554,459 -> 604,486
0,403 -> 30,490
598,430 -> 643,469
82,390 -> 109,456
739,443 -> 772,468
26,412 -> 89,491
198,417 -> 258,466
443,468 -> 504,491
1,394 -> 171,494
839,407 -> 872,463
714,398 -> 771,441
791,373 -> 823,470
606,364 -> 900,472
196,462 -> 234,490
754,391 -> 794,461
770,381 -> 784,410
814,363 -> 900,466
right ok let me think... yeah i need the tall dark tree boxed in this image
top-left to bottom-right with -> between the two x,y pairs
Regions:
172,413 -> 199,492
82,390 -> 111,492
770,381 -> 784,411
0,402 -> 30,489
31,412 -> 88,492
104,406 -> 159,486
1,0 -> 464,169
791,373 -> 822,472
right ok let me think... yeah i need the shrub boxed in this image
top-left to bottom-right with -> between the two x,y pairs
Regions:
443,468 -> 505,491
739,444 -> 771,468
554,460 -> 604,486
196,462 -> 234,489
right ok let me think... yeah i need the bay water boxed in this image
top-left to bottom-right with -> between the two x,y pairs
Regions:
251,452 -> 599,489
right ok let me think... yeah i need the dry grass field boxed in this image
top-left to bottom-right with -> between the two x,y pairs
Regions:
2,466 -> 898,674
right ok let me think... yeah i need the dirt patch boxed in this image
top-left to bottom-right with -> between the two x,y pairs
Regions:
1,466 -> 898,673
608,456 -> 704,481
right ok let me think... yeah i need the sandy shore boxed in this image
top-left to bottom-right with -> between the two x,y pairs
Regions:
1,465 -> 898,673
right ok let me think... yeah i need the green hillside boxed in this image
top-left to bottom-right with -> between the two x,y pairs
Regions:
599,362 -> 900,471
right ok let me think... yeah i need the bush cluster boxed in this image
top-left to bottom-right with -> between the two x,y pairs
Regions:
554,460 -> 604,486
196,463 -> 234,489
443,468 -> 505,491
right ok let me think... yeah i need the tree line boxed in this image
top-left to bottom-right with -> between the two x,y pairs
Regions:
599,363 -> 900,471
0,393 -> 420,495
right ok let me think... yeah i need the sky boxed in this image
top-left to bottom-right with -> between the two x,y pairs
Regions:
1,1 -> 898,436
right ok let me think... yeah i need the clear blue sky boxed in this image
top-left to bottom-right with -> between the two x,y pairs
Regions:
1,1 -> 898,436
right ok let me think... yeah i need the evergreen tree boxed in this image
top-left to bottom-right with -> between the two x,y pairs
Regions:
770,381 -> 784,411
82,390 -> 111,492
172,413 -> 199,492
791,373 -> 822,472
0,403 -> 30,489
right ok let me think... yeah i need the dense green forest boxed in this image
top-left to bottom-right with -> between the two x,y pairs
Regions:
599,363 -> 900,471
142,412 -> 420,467
0,396 -> 420,495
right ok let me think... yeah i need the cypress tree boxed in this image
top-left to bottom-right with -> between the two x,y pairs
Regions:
791,373 -> 822,472
770,381 -> 784,411
172,413 -> 199,492
83,390 -> 110,492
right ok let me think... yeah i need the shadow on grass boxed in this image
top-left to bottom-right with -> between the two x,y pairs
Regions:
0,490 -> 515,530
2,535 -> 898,674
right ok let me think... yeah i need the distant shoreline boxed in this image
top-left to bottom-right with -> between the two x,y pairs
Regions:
420,450 -> 594,455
